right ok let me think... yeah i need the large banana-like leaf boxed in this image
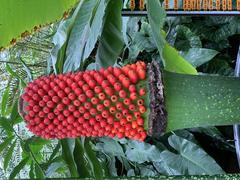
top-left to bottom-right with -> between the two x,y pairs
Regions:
0,0 -> 78,49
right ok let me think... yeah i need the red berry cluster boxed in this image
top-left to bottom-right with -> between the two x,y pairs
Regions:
21,61 -> 148,141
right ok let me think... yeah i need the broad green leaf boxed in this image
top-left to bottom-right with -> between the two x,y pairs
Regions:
162,44 -> 198,75
163,70 -> 240,131
96,137 -> 125,157
46,161 -> 65,177
10,99 -> 21,124
96,0 -> 124,68
29,162 -> 35,179
4,140 -> 16,170
157,135 -> 224,175
73,138 -> 91,178
64,0 -> 100,72
139,165 -> 158,177
26,136 -> 50,146
0,0 -> 78,49
61,139 -> 79,177
0,136 -> 14,154
146,0 -> 197,75
9,157 -> 30,180
84,138 -> 104,179
5,64 -> 26,87
180,48 -> 219,67
1,84 -> 10,116
49,1 -> 85,74
49,142 -> 61,162
34,162 -> 45,179
146,0 -> 166,54
0,117 -> 14,135
174,25 -> 202,51
125,140 -> 161,163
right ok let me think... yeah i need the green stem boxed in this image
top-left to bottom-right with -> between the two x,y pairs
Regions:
163,71 -> 240,132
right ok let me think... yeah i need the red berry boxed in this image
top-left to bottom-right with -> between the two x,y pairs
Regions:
129,85 -> 136,92
130,92 -> 137,100
64,87 -> 71,94
91,97 -> 99,105
97,104 -> 104,112
75,88 -> 82,95
68,104 -> 76,112
123,98 -> 131,106
94,86 -> 102,94
90,108 -> 97,115
102,110 -> 109,118
115,112 -> 122,119
62,97 -> 70,105
129,104 -> 136,111
84,102 -> 92,110
132,121 -> 138,129
116,102 -> 123,110
111,95 -> 118,103
113,82 -> 122,91
139,106 -> 146,114
139,88 -> 146,96
79,94 -> 86,102
83,112 -> 91,119
107,116 -> 114,124
120,118 -> 127,125
105,87 -> 113,96
86,90 -> 94,98
109,107 -> 116,114
98,93 -> 106,100
79,106 -> 86,114
126,114 -> 133,121
119,90 -> 127,98
52,96 -> 60,103
134,112 -> 141,118
68,93 -> 76,100
63,109 -> 70,117
103,99 -> 111,107
67,115 -> 75,123
73,99 -> 81,106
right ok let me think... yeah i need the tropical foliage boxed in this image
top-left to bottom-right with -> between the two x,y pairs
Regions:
0,0 -> 239,179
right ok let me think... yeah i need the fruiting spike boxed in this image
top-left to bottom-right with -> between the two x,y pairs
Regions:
19,61 -> 148,141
